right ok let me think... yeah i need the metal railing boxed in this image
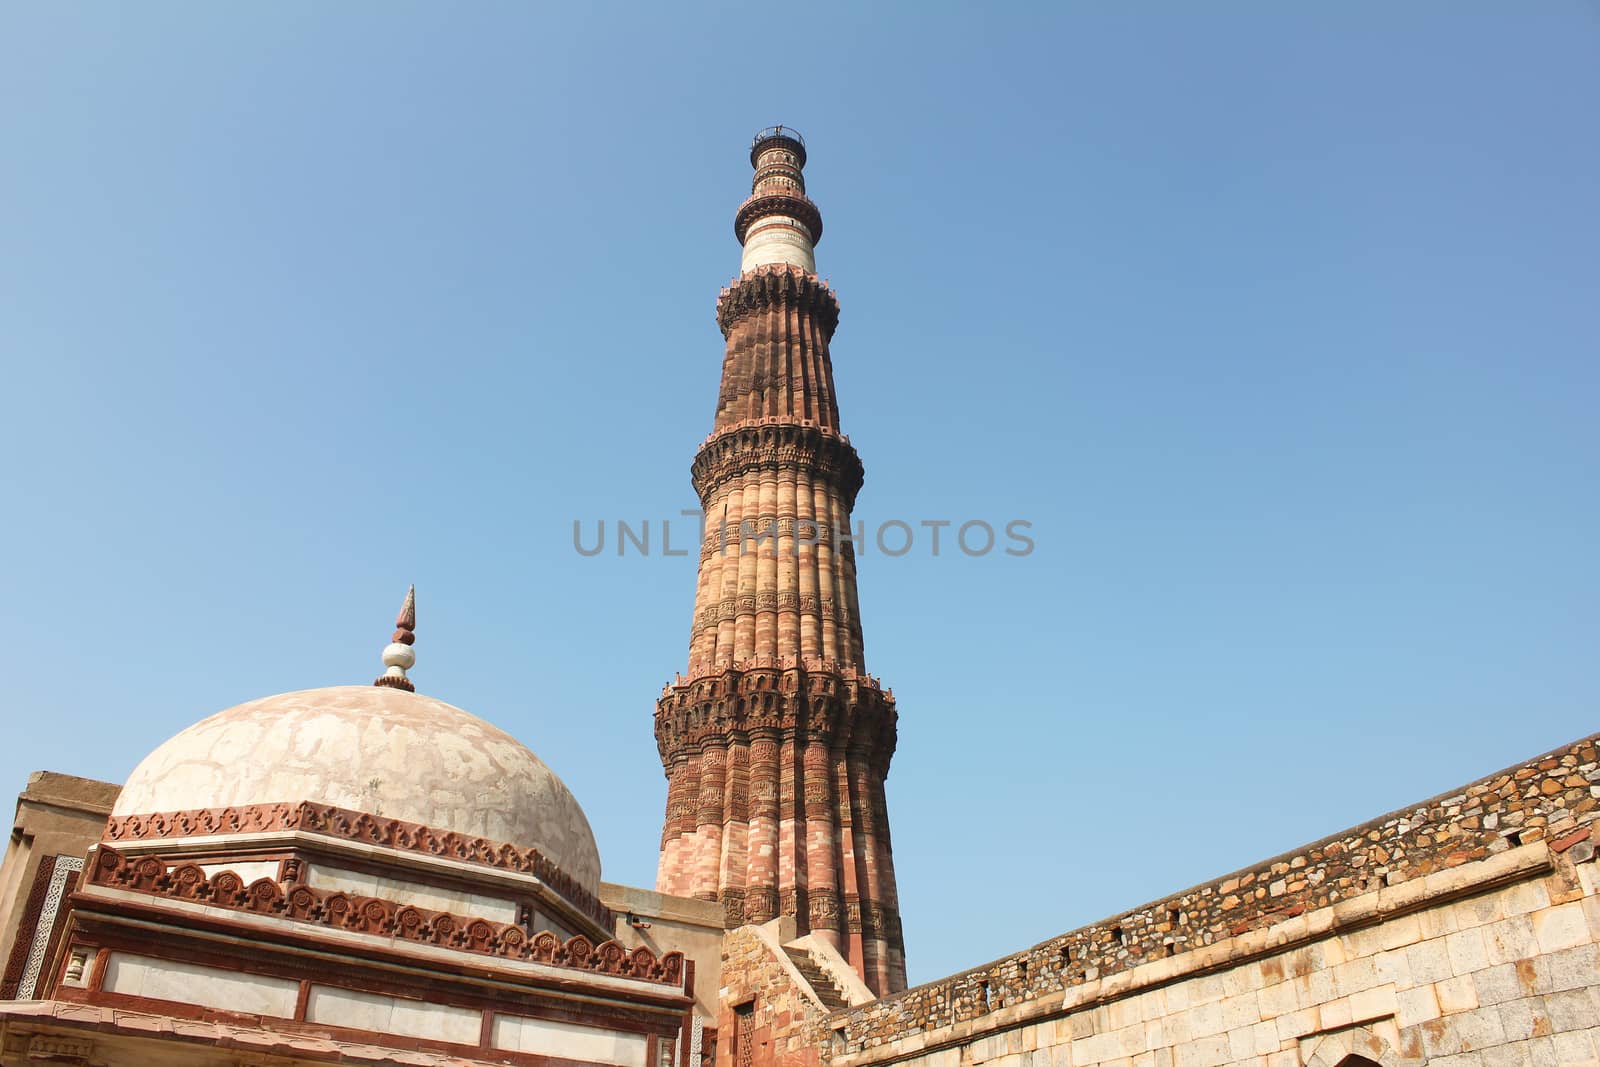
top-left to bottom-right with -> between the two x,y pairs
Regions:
751,125 -> 805,148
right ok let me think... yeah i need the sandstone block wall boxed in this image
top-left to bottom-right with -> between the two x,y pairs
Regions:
712,734 -> 1600,1066
825,840 -> 1598,1066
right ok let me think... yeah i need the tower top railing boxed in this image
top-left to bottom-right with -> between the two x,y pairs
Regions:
750,125 -> 806,166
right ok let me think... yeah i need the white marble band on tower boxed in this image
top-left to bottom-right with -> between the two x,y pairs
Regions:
735,127 -> 822,273
741,216 -> 816,273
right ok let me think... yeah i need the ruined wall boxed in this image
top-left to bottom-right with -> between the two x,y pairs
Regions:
719,922 -> 831,1067
718,734 -> 1600,1066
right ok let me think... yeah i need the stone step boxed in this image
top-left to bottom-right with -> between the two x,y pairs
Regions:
783,947 -> 849,1011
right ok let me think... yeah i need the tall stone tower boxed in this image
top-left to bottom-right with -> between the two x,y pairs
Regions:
654,128 -> 906,995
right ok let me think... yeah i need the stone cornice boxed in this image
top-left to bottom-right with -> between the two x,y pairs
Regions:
691,420 -> 864,509
654,664 -> 897,772
85,847 -> 686,987
715,263 -> 840,339
104,801 -> 610,931
733,192 -> 824,248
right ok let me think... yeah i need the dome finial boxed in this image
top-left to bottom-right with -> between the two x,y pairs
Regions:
374,585 -> 416,693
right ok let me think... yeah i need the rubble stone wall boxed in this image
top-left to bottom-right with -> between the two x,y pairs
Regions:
719,923 -> 828,1067
801,734 -> 1600,1066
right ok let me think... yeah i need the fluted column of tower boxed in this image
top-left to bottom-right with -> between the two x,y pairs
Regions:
654,128 -> 905,995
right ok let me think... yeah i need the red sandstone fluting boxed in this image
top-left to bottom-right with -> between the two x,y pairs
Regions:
654,130 -> 905,995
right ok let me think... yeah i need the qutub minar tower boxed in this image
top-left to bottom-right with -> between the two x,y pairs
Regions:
654,127 -> 907,995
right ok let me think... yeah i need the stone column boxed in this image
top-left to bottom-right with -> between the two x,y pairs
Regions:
796,469 -> 820,663
833,746 -> 865,970
778,731 -> 802,919
849,749 -> 891,993
776,467 -> 799,660
814,479 -> 839,663
693,742 -> 726,901
803,735 -> 839,950
719,735 -> 750,926
755,468 -> 779,659
734,471 -> 761,660
745,731 -> 780,923
871,771 -> 907,991
715,490 -> 742,668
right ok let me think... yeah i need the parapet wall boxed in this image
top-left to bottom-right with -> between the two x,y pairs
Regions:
828,732 -> 1600,1055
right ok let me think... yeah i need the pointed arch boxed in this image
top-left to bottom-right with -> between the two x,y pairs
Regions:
1303,1026 -> 1409,1067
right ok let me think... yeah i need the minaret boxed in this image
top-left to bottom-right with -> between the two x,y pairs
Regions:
654,128 -> 906,995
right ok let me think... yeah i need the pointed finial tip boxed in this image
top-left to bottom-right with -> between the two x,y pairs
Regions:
395,584 -> 416,633
375,584 -> 416,693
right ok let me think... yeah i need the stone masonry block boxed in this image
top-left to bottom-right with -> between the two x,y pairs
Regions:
1583,893 -> 1600,940
1550,1028 -> 1600,1067
1070,1031 -> 1120,1064
1175,1034 -> 1229,1067
1436,973 -> 1481,1014
1294,968 -> 1336,1008
1419,901 -> 1461,940
1408,939 -> 1455,985
1501,879 -> 1551,919
1482,914 -> 1538,966
1542,943 -> 1600,993
1257,980 -> 1296,1020
1533,901 -> 1591,954
1219,993 -> 1258,1032
1483,1044 -> 1530,1067
1332,957 -> 1379,997
1350,983 -> 1399,1023
1186,1002 -> 1225,1040
1376,950 -> 1415,993
1398,982 -> 1442,1027
1273,1007 -> 1318,1045
1472,962 -> 1526,1007
1545,988 -> 1596,1033
1225,1026 -> 1253,1062
1418,1008 -> 1480,1058
1446,927 -> 1490,974
1251,1018 -> 1280,1056
1319,996 -> 1352,1030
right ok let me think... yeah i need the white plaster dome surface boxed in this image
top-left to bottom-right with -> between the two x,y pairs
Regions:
113,685 -> 601,892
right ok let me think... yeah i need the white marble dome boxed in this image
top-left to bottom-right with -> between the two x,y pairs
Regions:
113,685 -> 601,893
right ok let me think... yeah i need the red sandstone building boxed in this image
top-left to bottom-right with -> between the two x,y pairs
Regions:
2,131 -> 1597,1067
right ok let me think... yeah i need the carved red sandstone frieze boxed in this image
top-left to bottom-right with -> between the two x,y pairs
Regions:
102,801 -> 611,929
715,263 -> 839,339
88,848 -> 684,986
690,421 -> 864,509
654,665 -> 896,768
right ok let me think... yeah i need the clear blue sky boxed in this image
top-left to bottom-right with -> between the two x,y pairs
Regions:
2,3 -> 1595,985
